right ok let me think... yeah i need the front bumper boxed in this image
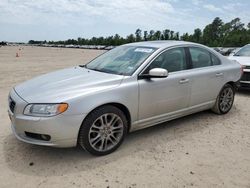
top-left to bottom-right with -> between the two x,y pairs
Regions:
8,89 -> 85,148
240,69 -> 250,88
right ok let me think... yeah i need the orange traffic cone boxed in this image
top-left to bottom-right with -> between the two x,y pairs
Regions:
16,52 -> 19,57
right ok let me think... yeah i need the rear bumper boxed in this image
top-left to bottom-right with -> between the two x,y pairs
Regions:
8,88 -> 85,148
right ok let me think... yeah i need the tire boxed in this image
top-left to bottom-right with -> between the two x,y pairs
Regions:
78,105 -> 128,156
212,83 -> 235,115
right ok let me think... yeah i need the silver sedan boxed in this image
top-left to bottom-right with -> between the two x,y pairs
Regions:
8,41 -> 242,155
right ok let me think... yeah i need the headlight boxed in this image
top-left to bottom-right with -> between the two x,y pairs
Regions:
23,103 -> 68,117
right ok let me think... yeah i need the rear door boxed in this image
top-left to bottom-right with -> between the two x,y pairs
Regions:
187,46 -> 225,107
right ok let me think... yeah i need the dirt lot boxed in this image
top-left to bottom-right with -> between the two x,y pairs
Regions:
0,46 -> 250,188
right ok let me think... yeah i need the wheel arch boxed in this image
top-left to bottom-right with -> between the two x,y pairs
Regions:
106,102 -> 131,132
79,102 -> 132,134
212,81 -> 236,114
226,81 -> 238,91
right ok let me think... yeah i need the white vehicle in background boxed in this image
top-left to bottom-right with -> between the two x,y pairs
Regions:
229,48 -> 241,56
228,44 -> 250,88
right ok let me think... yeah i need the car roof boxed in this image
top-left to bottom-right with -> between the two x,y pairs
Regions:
124,40 -> 200,49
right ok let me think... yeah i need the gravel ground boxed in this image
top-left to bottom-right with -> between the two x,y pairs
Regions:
0,46 -> 250,188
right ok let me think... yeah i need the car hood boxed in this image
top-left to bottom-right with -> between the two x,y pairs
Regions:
228,56 -> 250,66
15,66 -> 124,103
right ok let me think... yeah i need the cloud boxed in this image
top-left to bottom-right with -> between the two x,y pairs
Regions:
222,2 -> 243,11
192,0 -> 202,6
203,4 -> 223,12
0,0 -> 201,38
0,0 -> 177,27
0,0 -> 250,41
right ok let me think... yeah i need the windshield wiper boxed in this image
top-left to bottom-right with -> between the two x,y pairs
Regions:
87,67 -> 104,73
79,65 -> 99,71
81,65 -> 124,75
99,68 -> 125,75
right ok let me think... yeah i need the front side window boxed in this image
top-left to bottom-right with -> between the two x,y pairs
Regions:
86,46 -> 157,75
189,47 -> 212,68
145,47 -> 187,73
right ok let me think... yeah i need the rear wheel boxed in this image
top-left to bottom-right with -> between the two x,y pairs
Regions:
212,84 -> 235,114
78,105 -> 127,156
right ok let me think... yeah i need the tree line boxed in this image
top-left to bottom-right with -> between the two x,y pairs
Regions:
29,17 -> 250,47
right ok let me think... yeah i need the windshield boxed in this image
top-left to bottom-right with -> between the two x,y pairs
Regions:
234,45 -> 250,57
85,46 -> 157,75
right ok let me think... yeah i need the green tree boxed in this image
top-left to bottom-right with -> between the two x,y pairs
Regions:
149,30 -> 155,40
154,30 -> 162,40
193,28 -> 202,43
203,17 -> 223,46
230,18 -> 244,31
113,34 -> 121,45
180,33 -> 190,41
174,32 -> 179,40
126,34 -> 135,43
135,29 -> 142,42
143,31 -> 148,41
30,17 -> 250,48
170,31 -> 174,40
163,29 -> 170,40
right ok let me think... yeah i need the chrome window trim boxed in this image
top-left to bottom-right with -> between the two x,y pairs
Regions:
137,44 -> 223,78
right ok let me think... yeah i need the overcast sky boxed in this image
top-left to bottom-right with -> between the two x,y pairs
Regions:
0,0 -> 250,42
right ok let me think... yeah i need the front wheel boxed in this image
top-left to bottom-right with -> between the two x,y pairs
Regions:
212,84 -> 235,114
78,105 -> 128,156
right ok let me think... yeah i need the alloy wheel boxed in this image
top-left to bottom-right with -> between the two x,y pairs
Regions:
88,113 -> 124,152
219,87 -> 234,113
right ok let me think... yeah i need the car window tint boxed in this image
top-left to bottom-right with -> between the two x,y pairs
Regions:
146,48 -> 187,73
211,53 -> 221,65
189,47 -> 212,68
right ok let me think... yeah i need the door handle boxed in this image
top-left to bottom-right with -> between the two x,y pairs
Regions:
216,73 -> 223,77
179,78 -> 189,84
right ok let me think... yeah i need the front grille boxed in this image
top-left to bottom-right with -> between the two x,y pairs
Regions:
9,97 -> 16,113
245,66 -> 250,69
241,72 -> 250,81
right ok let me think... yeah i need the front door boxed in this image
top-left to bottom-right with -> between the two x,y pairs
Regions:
137,47 -> 191,127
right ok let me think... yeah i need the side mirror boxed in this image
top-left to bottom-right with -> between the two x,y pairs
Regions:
139,68 -> 168,79
149,68 -> 168,78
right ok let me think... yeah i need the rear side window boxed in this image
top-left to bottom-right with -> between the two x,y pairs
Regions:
189,47 -> 221,68
189,47 -> 212,68
145,47 -> 187,73
211,53 -> 221,65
